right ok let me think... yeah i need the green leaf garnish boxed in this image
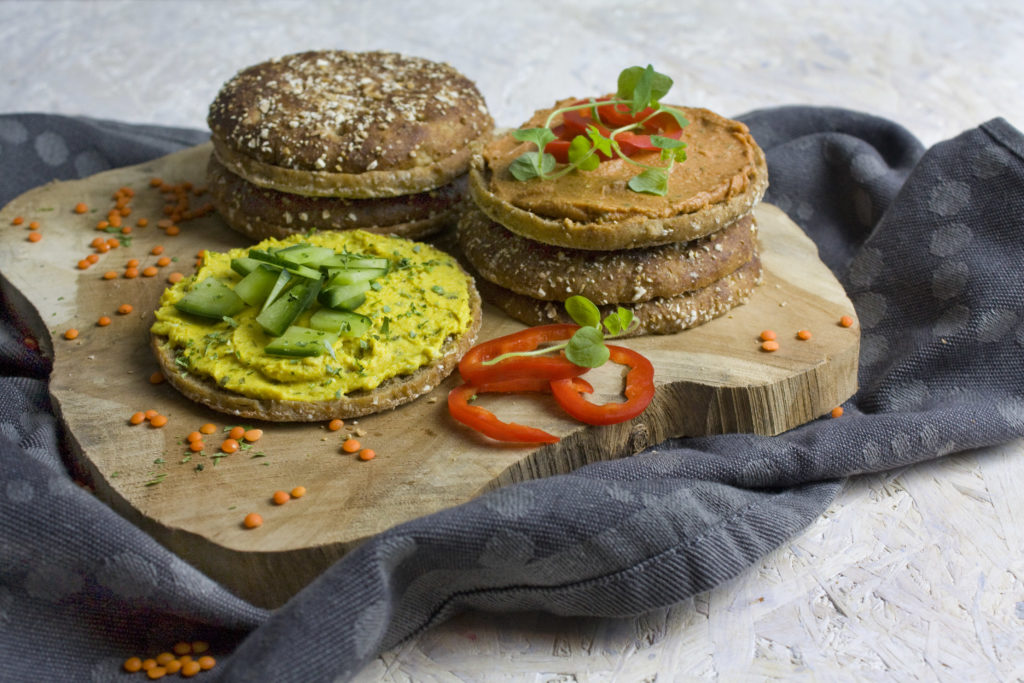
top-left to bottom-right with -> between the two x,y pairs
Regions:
617,65 -> 673,113
565,294 -> 602,328
509,151 -> 556,180
566,326 -> 610,368
628,168 -> 669,196
603,307 -> 634,336
568,136 -> 599,172
513,127 -> 557,149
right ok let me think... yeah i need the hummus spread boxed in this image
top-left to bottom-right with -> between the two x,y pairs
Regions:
482,99 -> 763,223
151,231 -> 473,401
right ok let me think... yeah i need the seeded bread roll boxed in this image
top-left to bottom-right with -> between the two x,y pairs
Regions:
208,50 -> 494,199
207,155 -> 463,241
473,256 -> 762,337
458,205 -> 757,305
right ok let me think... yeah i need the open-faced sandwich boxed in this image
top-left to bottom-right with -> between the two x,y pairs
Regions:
206,50 -> 493,241
460,65 -> 768,335
150,230 -> 481,421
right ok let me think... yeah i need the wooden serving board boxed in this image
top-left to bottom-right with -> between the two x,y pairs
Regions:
0,143 -> 858,608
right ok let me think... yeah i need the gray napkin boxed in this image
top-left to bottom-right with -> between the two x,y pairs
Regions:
1,109 -> 1021,681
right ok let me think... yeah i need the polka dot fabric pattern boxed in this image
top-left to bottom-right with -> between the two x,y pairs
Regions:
2,111 -> 1024,681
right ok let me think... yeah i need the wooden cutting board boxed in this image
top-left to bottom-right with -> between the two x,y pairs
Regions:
0,143 -> 858,608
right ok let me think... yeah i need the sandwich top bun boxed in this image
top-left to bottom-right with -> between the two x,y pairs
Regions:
469,99 -> 767,250
208,50 -> 494,199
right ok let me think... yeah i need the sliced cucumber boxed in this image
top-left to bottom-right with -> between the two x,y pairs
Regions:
230,256 -> 271,278
261,268 -> 293,313
324,266 -> 388,286
318,253 -> 390,271
274,243 -> 335,268
174,277 -> 245,319
248,248 -> 321,280
309,309 -> 372,337
233,264 -> 281,307
256,280 -> 321,337
264,325 -> 338,357
318,280 -> 370,311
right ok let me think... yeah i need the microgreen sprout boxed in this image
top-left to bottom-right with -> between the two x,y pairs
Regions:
482,295 -> 636,369
508,65 -> 689,196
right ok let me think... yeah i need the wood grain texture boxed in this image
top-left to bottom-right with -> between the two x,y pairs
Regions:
0,143 -> 859,608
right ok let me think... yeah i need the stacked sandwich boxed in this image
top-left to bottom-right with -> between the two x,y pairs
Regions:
206,50 -> 494,241
459,79 -> 768,336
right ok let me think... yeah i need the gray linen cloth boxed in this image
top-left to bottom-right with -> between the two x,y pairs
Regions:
1,109 -> 1022,681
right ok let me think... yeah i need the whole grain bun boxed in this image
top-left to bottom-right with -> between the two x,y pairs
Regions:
208,50 -> 494,198
151,280 -> 482,422
474,256 -> 762,337
469,103 -> 768,250
206,154 -> 463,241
457,205 -> 757,304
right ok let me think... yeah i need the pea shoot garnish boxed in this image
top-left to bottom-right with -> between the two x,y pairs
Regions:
482,295 -> 635,369
508,65 -> 690,196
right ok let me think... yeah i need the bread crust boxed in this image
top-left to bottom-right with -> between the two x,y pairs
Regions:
206,154 -> 463,241
473,256 -> 762,337
151,278 -> 482,422
458,205 -> 757,304
207,50 -> 493,198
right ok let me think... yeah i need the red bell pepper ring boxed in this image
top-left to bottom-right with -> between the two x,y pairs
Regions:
448,376 -> 594,444
458,324 -> 584,386
549,345 -> 655,426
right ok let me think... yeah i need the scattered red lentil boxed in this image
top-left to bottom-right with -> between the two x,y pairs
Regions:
97,315 -> 112,327
118,304 -> 133,314
839,315 -> 854,328
172,642 -> 192,656
155,653 -> 175,666
137,217 -> 149,228
759,329 -> 776,342
74,202 -> 88,214
149,371 -> 165,384
167,272 -> 184,283
186,431 -> 203,443
327,418 -> 344,431
831,406 -> 844,418
77,259 -> 91,270
272,490 -> 290,505
290,486 -> 307,499
227,425 -> 245,440
358,448 -> 376,461
191,642 -> 210,655
761,340 -> 779,352
199,423 -> 217,435
142,266 -> 159,277
220,438 -> 239,454
243,428 -> 263,442
103,271 -> 118,280
28,220 -> 40,230
197,655 -> 216,671
11,216 -> 24,226
243,513 -> 263,529
341,438 -> 361,453
149,414 -> 168,428
64,328 -> 79,340
123,657 -> 143,673
86,253 -> 99,264
27,232 -> 42,243
130,412 -> 146,425
144,409 -> 159,420
796,329 -> 812,341
180,660 -> 201,677
151,244 -> 164,255
156,256 -> 171,267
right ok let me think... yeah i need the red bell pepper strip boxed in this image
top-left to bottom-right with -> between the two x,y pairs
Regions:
458,324 -> 584,386
549,345 -> 655,426
448,383 -> 559,444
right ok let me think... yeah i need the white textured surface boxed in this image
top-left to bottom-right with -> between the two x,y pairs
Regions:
3,1 -> 1024,679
